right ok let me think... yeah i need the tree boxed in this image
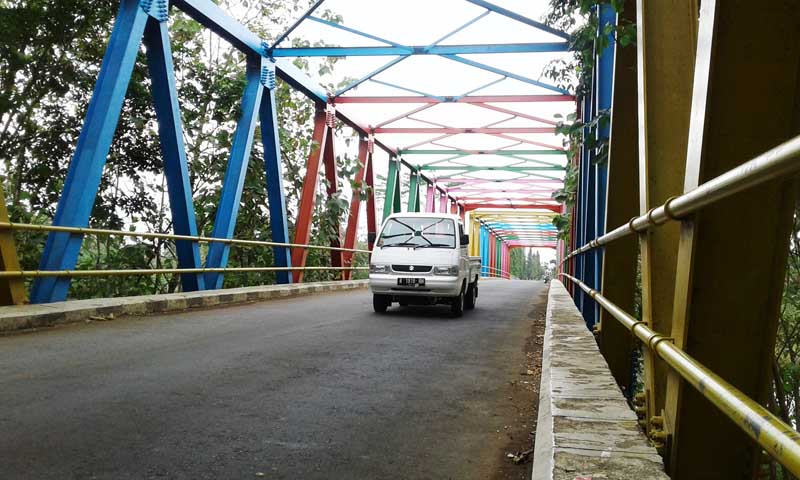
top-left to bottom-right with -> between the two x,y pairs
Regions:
0,0 -> 360,298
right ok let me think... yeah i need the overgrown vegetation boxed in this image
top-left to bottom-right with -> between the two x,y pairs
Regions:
0,0 -> 368,299
543,0 -> 634,247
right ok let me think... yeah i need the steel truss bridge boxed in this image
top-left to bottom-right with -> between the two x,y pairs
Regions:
1,0 -> 800,479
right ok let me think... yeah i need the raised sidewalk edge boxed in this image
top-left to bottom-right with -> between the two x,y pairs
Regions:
531,280 -> 669,480
0,280 -> 369,334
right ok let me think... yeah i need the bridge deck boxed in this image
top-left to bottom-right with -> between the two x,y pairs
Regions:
0,280 -> 546,479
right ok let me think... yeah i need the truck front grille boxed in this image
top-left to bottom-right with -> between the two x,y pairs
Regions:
392,265 -> 432,273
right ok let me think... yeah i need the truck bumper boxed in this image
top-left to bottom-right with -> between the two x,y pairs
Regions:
369,274 -> 462,297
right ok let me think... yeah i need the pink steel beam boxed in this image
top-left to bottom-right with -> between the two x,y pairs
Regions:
489,132 -> 564,151
464,203 -> 561,212
375,103 -> 436,128
425,183 -> 436,213
442,178 -> 563,185
374,127 -> 556,134
335,95 -> 575,104
447,189 -> 558,197
460,196 -> 557,203
472,102 -> 559,126
439,192 -> 449,213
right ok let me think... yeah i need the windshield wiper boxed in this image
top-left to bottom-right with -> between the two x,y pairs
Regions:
382,242 -> 420,248
416,243 -> 452,248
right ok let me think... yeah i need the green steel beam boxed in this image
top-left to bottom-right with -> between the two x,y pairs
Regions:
407,172 -> 420,212
399,149 -> 566,156
383,158 -> 399,221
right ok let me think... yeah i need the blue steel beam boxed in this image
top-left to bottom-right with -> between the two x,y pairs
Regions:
441,54 -> 570,94
204,57 -> 264,289
462,0 -> 570,40
306,15 -> 408,48
592,4 -> 616,326
430,10 -> 491,46
271,43 -> 569,57
336,56 -> 408,97
259,60 -> 293,284
269,0 -> 326,51
30,0 -> 149,303
143,18 -> 205,292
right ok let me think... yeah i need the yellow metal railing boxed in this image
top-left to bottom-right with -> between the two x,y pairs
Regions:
2,222 -> 370,279
558,134 -> 800,476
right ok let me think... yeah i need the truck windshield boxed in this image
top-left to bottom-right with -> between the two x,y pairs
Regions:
378,217 -> 456,249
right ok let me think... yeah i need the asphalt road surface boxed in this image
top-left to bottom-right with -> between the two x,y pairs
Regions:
0,280 -> 546,480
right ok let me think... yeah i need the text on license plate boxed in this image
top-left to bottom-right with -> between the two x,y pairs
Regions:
397,278 -> 425,286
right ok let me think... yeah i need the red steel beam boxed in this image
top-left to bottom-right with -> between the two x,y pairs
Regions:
334,94 -> 575,104
365,143 -> 377,250
342,138 -> 369,280
322,119 -> 343,275
292,109 -> 328,283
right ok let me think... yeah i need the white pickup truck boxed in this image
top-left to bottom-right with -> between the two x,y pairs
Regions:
368,213 -> 482,317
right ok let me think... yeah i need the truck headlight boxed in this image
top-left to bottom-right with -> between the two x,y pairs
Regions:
433,265 -> 458,276
369,263 -> 389,274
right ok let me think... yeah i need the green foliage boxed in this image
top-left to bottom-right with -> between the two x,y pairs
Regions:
510,248 -> 545,280
543,1 -> 633,243
773,205 -> 800,444
0,0 -> 365,298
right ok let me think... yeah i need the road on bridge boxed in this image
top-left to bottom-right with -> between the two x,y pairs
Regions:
1,280 -> 547,480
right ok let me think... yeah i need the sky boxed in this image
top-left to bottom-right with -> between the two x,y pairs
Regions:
269,0 -> 575,263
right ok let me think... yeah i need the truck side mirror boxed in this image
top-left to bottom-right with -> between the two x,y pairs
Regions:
368,232 -> 377,244
460,234 -> 470,246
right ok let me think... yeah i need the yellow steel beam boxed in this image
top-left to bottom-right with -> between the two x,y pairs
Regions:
599,0 -> 639,391
664,1 -> 800,478
561,274 -> 800,478
0,186 -> 25,305
635,0 -> 697,435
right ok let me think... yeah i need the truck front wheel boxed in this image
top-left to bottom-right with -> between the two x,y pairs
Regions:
450,291 -> 465,317
373,294 -> 390,313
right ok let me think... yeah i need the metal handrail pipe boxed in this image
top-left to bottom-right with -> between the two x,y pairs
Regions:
560,273 -> 800,476
0,266 -> 369,278
563,134 -> 800,263
0,222 -> 371,254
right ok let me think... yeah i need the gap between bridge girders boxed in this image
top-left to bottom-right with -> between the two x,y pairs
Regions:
172,0 -> 458,203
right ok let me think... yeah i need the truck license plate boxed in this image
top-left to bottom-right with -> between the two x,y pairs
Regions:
398,278 -> 425,286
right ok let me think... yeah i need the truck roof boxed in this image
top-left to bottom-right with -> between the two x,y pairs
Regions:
384,212 -> 462,222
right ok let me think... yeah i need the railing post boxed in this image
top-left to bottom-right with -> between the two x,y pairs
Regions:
30,0 -> 149,303
438,190 -> 449,213
204,56 -> 265,289
144,16 -> 205,292
663,1 -> 800,477
598,0 -> 639,395
342,137 -> 370,280
635,0 -> 696,437
291,106 -> 328,283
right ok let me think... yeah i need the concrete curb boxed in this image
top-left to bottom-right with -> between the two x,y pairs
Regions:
531,281 -> 668,480
0,280 -> 369,334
